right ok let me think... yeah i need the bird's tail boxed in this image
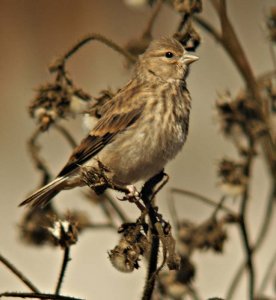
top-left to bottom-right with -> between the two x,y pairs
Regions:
19,176 -> 67,209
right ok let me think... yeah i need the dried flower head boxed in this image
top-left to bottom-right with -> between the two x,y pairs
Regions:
19,206 -> 56,246
173,0 -> 202,14
216,91 -> 266,147
178,218 -> 227,254
194,218 -> 227,253
178,220 -> 195,256
267,6 -> 276,43
157,255 -> 194,298
29,79 -> 91,131
63,210 -> 92,233
174,24 -> 201,51
218,158 -> 248,197
175,255 -> 196,285
108,223 -> 149,273
48,218 -> 78,248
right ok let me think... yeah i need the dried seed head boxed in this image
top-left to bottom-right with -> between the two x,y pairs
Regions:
218,158 -> 248,197
175,255 -> 196,284
159,270 -> 189,299
216,91 -> 266,147
19,206 -> 56,246
178,221 -> 196,255
108,223 -> 149,272
173,0 -> 202,14
29,80 -> 91,131
63,211 -> 92,233
47,218 -> 78,248
267,6 -> 276,43
174,24 -> 201,51
195,218 -> 227,253
178,218 -> 228,254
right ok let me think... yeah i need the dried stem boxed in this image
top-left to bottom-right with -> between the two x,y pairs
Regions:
28,128 -> 52,187
55,247 -> 71,295
0,292 -> 84,300
170,188 -> 235,215
0,253 -> 40,293
257,247 -> 276,295
142,0 -> 163,38
226,183 -> 276,299
50,34 -> 136,72
55,124 -> 77,148
141,171 -> 166,300
238,143 -> 255,300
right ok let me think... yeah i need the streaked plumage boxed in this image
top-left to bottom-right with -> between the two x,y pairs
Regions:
20,37 -> 198,208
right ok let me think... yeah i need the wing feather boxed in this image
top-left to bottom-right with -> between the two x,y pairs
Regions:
58,101 -> 144,177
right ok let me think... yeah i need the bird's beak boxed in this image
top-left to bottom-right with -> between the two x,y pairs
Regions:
182,53 -> 199,65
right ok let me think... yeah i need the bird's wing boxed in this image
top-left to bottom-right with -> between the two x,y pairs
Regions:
58,88 -> 145,177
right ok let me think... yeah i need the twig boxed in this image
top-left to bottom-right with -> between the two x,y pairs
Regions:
0,292 -> 84,300
142,0 -> 163,38
28,128 -> 52,186
237,143 -> 255,300
50,34 -> 136,72
55,124 -> 77,148
170,188 -> 235,215
226,183 -> 276,299
55,247 -> 71,295
140,171 -> 166,300
193,15 -> 222,42
0,253 -> 40,293
258,247 -> 276,296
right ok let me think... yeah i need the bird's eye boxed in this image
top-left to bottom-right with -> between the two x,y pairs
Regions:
165,52 -> 174,58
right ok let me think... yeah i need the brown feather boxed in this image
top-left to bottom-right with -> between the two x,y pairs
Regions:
58,103 -> 144,177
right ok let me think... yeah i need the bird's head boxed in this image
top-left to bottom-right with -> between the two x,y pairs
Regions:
138,37 -> 198,82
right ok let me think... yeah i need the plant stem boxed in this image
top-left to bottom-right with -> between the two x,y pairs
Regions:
226,184 -> 276,299
0,292 -> 84,300
0,253 -> 40,293
55,247 -> 71,295
50,34 -> 136,72
170,188 -> 234,215
257,247 -> 276,296
140,172 -> 165,300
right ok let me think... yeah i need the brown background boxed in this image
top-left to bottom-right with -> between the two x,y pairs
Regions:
0,0 -> 275,299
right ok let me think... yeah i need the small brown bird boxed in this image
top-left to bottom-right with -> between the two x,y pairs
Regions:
20,37 -> 198,208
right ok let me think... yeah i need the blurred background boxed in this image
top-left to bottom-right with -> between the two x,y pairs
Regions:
0,0 -> 275,299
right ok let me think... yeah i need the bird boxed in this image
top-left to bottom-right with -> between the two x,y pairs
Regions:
20,37 -> 198,209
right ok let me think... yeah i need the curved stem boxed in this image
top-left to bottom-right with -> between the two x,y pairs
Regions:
170,188 -> 235,215
28,128 -> 52,186
226,184 -> 275,299
55,247 -> 71,295
50,34 -> 136,72
55,124 -> 77,148
257,247 -> 276,295
0,253 -> 40,293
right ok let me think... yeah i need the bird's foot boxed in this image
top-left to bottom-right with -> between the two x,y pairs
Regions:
118,185 -> 140,202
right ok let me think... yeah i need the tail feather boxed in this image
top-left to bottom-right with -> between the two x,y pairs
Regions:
19,177 -> 67,208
